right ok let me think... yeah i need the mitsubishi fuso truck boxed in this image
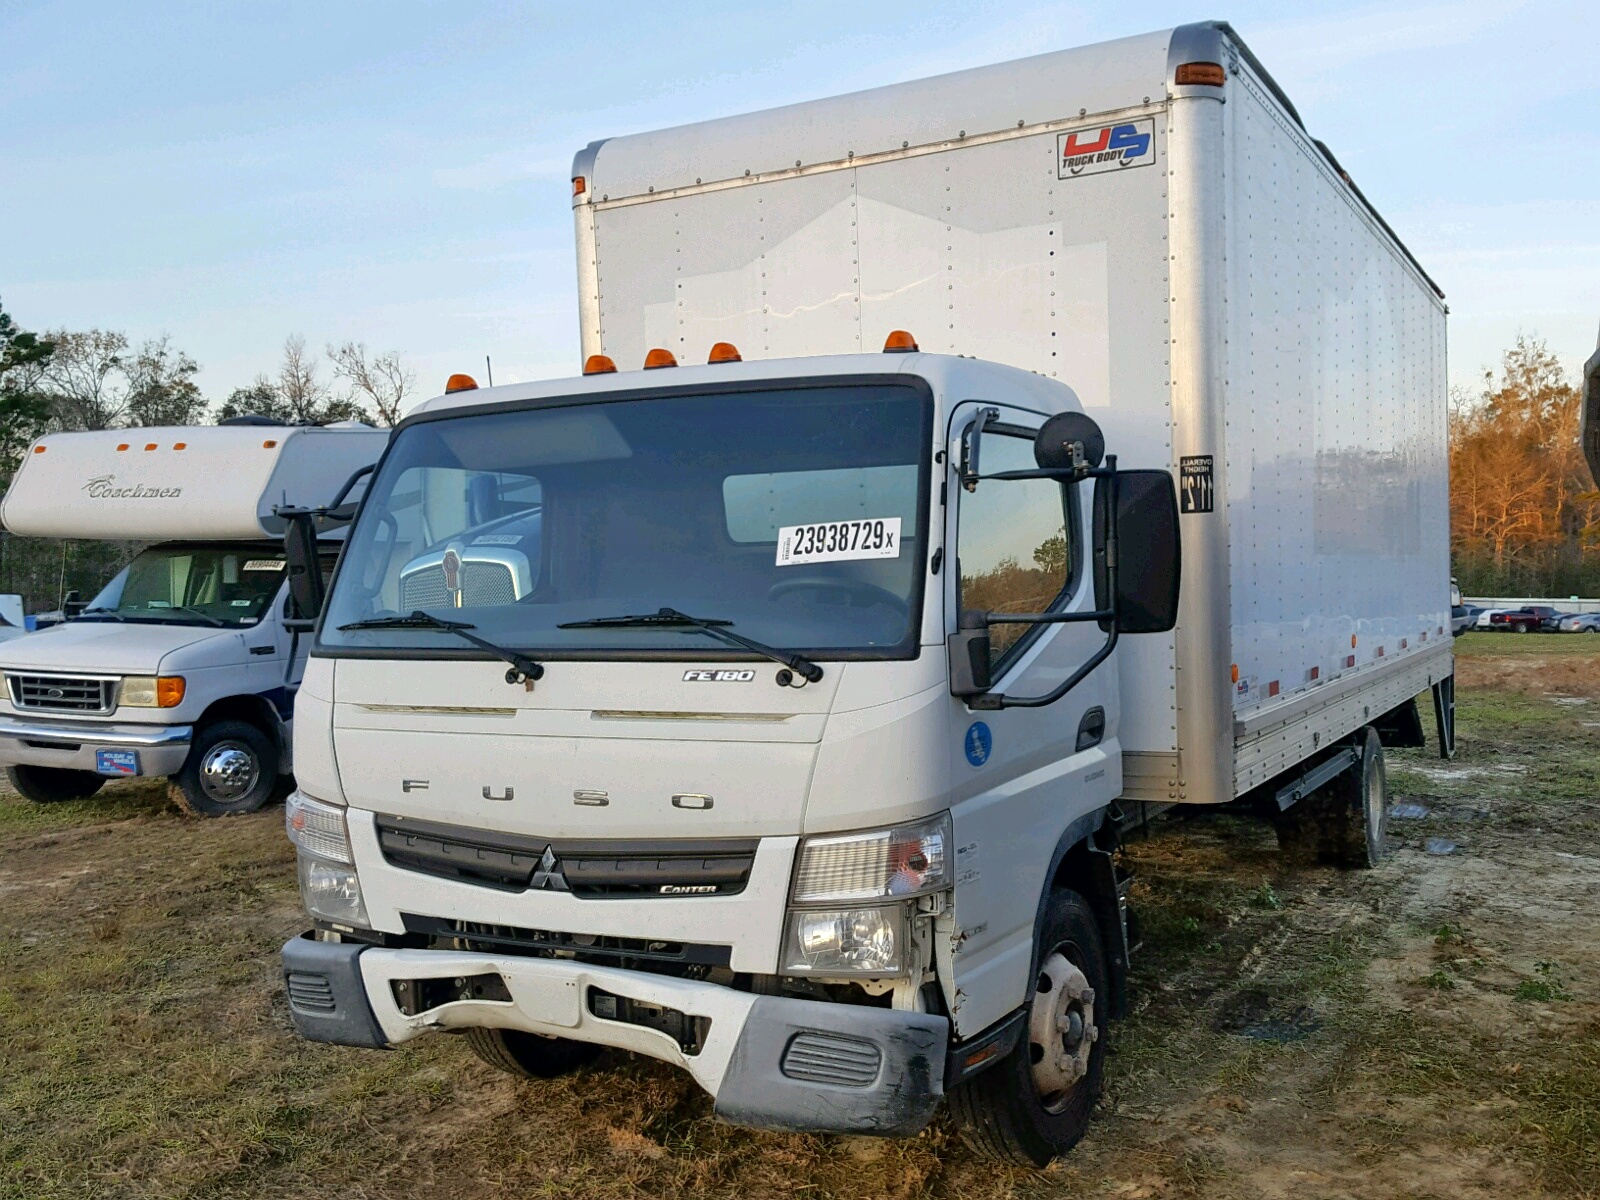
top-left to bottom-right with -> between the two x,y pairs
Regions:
278,21 -> 1452,1164
0,421 -> 386,815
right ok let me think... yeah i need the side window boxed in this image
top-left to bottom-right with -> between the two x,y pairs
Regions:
956,428 -> 1073,669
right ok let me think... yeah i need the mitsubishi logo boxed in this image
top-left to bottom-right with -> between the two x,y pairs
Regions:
529,845 -> 569,892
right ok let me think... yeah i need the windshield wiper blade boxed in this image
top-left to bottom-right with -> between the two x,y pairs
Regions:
78,607 -> 127,622
560,607 -> 823,684
161,605 -> 225,628
339,610 -> 544,687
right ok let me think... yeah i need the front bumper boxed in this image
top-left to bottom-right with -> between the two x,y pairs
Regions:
0,715 -> 192,776
282,934 -> 948,1137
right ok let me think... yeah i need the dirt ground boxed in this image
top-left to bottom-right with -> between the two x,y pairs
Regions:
0,632 -> 1595,1199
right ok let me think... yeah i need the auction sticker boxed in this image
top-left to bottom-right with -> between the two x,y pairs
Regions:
775,517 -> 901,567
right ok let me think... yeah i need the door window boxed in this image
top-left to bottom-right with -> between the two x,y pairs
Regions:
956,427 -> 1074,670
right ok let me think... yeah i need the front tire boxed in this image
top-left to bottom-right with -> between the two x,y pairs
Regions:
948,889 -> 1108,1166
169,719 -> 279,816
6,764 -> 105,804
464,1027 -> 603,1079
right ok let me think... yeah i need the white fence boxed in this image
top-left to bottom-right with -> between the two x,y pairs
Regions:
1466,596 -> 1600,614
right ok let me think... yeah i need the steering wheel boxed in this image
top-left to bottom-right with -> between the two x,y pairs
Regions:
768,575 -> 910,617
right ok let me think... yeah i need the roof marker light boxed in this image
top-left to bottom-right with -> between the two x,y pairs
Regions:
32,445 -> 45,454
263,440 -> 278,449
1175,62 -> 1226,86
116,444 -> 129,452
572,176 -> 587,196
883,330 -> 919,353
173,442 -> 187,450
583,354 -> 618,375
144,443 -> 158,451
708,342 -> 742,364
643,348 -> 678,369
445,373 -> 479,394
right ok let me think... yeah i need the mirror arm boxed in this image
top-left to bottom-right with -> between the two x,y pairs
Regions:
970,455 -> 1121,711
960,407 -> 1002,492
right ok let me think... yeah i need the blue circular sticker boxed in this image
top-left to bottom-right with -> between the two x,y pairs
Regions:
964,721 -> 992,767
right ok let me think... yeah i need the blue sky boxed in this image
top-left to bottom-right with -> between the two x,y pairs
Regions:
2,1 -> 1595,412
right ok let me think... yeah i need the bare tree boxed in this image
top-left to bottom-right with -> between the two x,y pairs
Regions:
41,329 -> 130,430
125,335 -> 207,426
328,341 -> 414,427
278,335 -> 330,423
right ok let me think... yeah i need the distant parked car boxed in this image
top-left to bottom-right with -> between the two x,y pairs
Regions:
1488,606 -> 1565,633
1474,607 -> 1505,630
1558,613 -> 1600,633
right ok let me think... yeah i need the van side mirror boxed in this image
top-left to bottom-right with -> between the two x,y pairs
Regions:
280,508 -> 325,629
947,610 -> 993,697
1094,469 -> 1181,634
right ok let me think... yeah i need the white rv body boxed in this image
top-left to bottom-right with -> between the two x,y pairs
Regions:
0,423 -> 386,813
279,22 -> 1451,1156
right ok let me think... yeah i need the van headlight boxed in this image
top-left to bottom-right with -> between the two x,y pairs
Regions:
120,675 -> 186,707
286,791 -> 367,927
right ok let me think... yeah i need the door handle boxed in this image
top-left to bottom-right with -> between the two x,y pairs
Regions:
1076,706 -> 1106,752
249,645 -> 275,656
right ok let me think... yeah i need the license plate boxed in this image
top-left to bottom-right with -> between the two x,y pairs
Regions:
95,749 -> 140,776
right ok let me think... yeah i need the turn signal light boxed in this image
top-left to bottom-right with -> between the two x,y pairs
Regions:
1175,62 -> 1226,86
157,676 -> 186,707
445,373 -> 479,393
643,348 -> 678,369
583,354 -> 618,375
883,330 -> 919,353
708,341 -> 742,363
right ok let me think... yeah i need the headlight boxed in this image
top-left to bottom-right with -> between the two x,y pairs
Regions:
298,855 -> 368,927
781,904 -> 908,976
791,813 -> 951,903
120,675 -> 186,708
286,791 -> 352,864
287,791 -> 367,926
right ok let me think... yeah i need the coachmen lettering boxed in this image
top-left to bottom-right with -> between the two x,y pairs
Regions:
82,474 -> 183,500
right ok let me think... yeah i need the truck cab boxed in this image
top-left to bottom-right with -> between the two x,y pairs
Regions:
281,349 -> 1178,1161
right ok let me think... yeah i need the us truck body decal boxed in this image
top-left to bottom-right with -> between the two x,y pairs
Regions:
1057,118 -> 1155,179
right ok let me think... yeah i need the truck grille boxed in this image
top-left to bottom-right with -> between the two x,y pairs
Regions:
397,561 -> 521,610
7,673 -> 117,715
375,814 -> 757,898
402,914 -> 731,968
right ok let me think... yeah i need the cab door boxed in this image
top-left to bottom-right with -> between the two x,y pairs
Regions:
938,401 -> 1122,1037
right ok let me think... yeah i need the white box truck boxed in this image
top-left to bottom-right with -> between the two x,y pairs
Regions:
0,421 -> 386,815
279,21 -> 1452,1162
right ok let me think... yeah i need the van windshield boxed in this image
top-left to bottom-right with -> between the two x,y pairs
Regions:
82,545 -> 286,627
319,381 -> 932,659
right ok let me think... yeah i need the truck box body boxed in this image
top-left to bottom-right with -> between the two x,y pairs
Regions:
1,424 -> 388,542
572,21 -> 1451,806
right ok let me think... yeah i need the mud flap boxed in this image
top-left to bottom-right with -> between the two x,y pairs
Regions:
1432,675 -> 1456,760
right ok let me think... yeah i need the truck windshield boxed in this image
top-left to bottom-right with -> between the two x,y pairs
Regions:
320,381 -> 931,660
82,544 -> 286,627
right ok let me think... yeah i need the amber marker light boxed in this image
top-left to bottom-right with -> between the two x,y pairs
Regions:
583,355 -> 618,375
572,176 -> 587,196
707,342 -> 742,364
883,330 -> 919,353
445,373 -> 479,393
1175,62 -> 1226,86
643,348 -> 678,369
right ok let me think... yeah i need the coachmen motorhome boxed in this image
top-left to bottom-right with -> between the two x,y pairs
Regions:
0,421 -> 386,815
277,21 -> 1451,1163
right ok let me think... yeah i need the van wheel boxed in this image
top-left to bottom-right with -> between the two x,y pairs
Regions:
464,1027 -> 603,1078
948,889 -> 1108,1165
169,720 -> 279,817
6,765 -> 105,804
1275,728 -> 1386,869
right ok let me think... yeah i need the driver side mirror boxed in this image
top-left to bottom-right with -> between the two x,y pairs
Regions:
1094,469 -> 1181,634
281,509 -> 325,631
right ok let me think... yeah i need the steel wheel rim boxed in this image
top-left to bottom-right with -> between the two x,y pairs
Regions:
1028,947 -> 1096,1112
199,741 -> 259,802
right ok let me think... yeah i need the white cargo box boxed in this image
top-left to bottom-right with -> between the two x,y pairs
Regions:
1,424 -> 388,541
572,20 -> 1452,806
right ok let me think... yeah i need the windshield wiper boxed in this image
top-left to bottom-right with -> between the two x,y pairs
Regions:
338,610 -> 545,687
78,607 -> 127,622
157,605 -> 226,628
559,606 -> 823,684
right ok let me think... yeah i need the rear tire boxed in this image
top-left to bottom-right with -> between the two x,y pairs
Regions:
948,889 -> 1108,1166
169,720 -> 279,817
1275,727 -> 1386,869
464,1027 -> 603,1079
5,764 -> 105,804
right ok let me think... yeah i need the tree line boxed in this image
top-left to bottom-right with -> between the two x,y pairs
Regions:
0,298 -> 417,610
1449,336 -> 1598,598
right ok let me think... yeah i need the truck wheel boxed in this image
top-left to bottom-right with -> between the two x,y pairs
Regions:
948,889 -> 1107,1166
464,1027 -> 603,1078
5,764 -> 105,804
1275,729 -> 1386,869
169,720 -> 279,817
1516,622 -> 1531,633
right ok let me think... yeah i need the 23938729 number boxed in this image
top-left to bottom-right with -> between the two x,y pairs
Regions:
775,517 -> 901,566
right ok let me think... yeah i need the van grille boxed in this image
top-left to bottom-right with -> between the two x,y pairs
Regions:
7,673 -> 117,715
